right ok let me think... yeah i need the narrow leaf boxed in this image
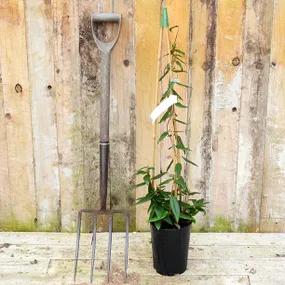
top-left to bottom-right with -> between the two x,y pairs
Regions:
180,213 -> 194,222
175,163 -> 182,176
152,171 -> 166,180
158,131 -> 169,144
154,221 -> 162,230
159,108 -> 172,123
182,156 -> 198,167
170,195 -> 180,223
166,159 -> 174,171
174,119 -> 187,125
175,102 -> 188,109
131,181 -> 145,190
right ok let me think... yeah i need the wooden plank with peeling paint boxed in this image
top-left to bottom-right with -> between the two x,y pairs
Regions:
0,0 -> 36,230
260,0 -> 285,232
53,0 -> 84,231
0,60 -> 11,225
135,0 -> 161,231
235,0 -> 274,231
187,0 -> 208,230
25,0 -> 61,231
209,0 -> 245,229
108,0 -> 136,231
2,232 -> 285,246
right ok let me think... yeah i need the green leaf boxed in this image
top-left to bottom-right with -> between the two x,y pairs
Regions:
176,136 -> 185,149
175,176 -> 189,194
164,216 -> 174,225
143,174 -> 151,184
175,163 -> 182,176
171,89 -> 183,100
176,136 -> 191,154
131,181 -> 146,190
174,48 -> 185,55
174,119 -> 187,125
154,221 -> 162,230
176,82 -> 190,88
159,178 -> 173,186
152,171 -> 166,180
182,156 -> 198,167
170,195 -> 180,223
166,159 -> 173,171
149,211 -> 168,222
159,108 -> 172,123
154,206 -> 168,220
188,191 -> 201,196
180,213 -> 194,222
136,192 -> 153,205
175,102 -> 188,109
158,131 -> 169,144
159,64 -> 171,81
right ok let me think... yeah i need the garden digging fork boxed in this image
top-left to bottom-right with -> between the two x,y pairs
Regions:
73,11 -> 130,284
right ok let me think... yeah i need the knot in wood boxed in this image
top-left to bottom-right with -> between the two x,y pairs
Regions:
232,57 -> 240,66
15,83 -> 23,93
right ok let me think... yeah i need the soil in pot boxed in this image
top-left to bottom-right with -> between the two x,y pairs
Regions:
150,221 -> 191,276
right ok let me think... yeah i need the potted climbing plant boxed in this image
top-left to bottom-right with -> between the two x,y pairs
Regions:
133,5 -> 207,277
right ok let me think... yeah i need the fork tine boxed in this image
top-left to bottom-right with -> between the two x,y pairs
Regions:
124,212 -> 130,283
73,211 -> 82,283
90,214 -> 97,284
107,214 -> 113,282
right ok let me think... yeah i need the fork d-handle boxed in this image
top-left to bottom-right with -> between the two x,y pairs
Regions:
100,52 -> 111,210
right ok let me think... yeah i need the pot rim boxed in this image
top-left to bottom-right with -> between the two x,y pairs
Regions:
150,221 -> 192,232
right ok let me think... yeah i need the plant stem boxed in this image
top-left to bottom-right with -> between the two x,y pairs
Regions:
166,29 -> 181,198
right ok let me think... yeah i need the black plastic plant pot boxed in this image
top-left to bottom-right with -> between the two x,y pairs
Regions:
150,222 -> 191,276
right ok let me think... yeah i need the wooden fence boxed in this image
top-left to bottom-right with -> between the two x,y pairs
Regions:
0,0 -> 284,232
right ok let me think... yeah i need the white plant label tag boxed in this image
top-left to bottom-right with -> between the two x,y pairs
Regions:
150,95 -> 177,123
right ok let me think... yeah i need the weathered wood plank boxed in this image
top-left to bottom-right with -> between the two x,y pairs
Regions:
0,58 -> 11,225
0,0 -> 36,230
209,0 -> 245,231
2,233 -> 285,284
46,258 -> 285,278
199,0 -> 217,230
135,0 -> 161,231
0,274 -> 250,285
1,243 -> 285,261
25,0 -> 61,231
1,232 -> 285,246
187,0 -> 208,230
260,0 -> 285,232
235,0 -> 274,231
109,0 -> 136,231
52,0 -> 84,231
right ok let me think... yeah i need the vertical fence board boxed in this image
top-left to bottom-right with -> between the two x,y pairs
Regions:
187,1 -> 208,230
0,0 -> 36,230
0,61 -> 12,226
135,0 -> 190,231
260,0 -> 285,232
235,0 -> 274,231
209,0 -> 245,230
199,0 -> 217,229
110,0 -> 136,231
53,0 -> 83,231
79,0 -> 102,230
25,0 -> 61,231
135,0 -> 160,231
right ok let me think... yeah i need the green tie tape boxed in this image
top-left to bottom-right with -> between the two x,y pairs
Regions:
160,7 -> 169,28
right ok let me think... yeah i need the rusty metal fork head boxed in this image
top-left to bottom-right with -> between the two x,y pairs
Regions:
73,209 -> 130,284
